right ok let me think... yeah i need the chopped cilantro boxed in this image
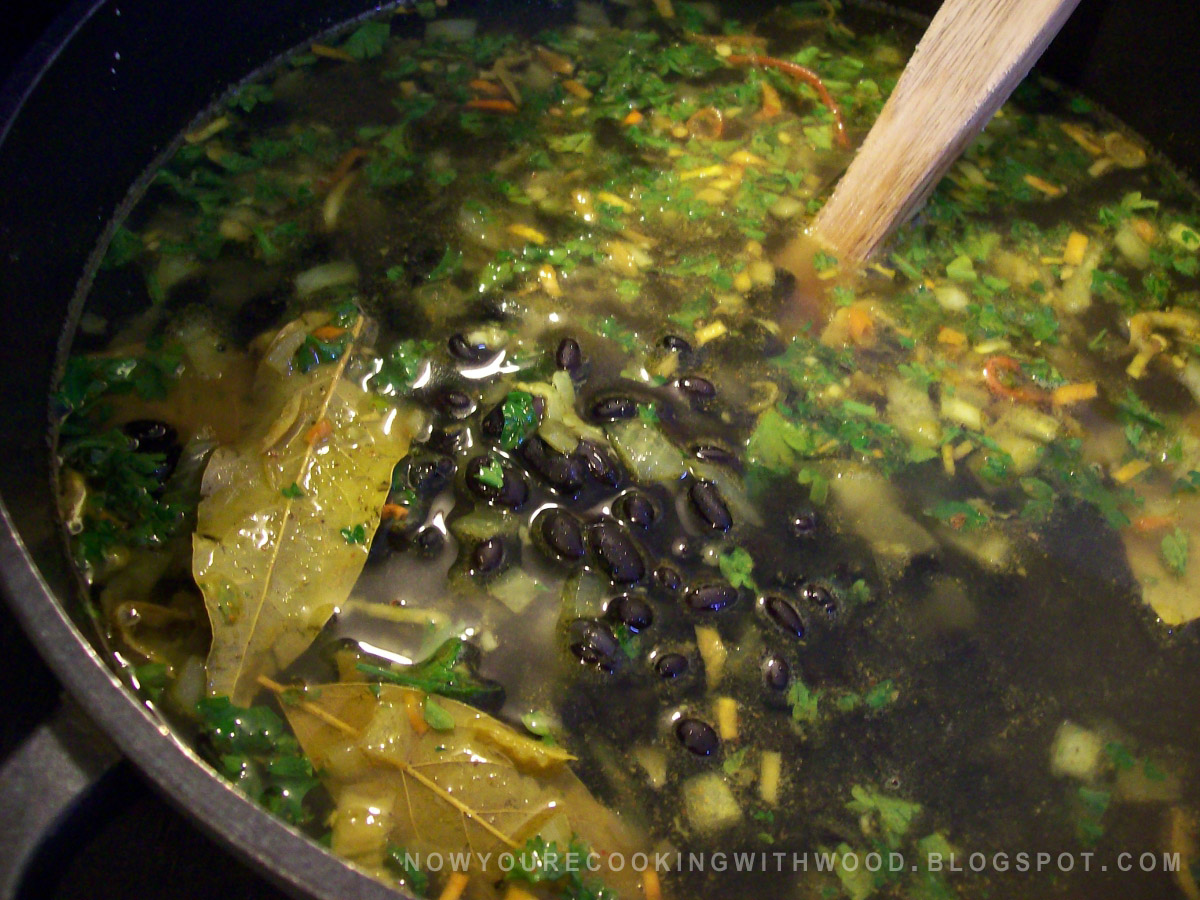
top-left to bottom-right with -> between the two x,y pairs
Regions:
340,523 -> 368,544
718,547 -> 758,591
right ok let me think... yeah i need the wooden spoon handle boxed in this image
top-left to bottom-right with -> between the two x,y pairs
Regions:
810,0 -> 1081,262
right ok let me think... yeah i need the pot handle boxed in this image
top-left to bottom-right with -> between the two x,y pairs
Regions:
0,695 -> 121,900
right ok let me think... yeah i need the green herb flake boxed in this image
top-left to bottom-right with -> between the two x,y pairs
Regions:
281,482 -> 305,499
1161,527 -> 1189,576
341,21 -> 391,60
340,523 -> 368,544
423,696 -> 456,731
718,547 -> 758,591
499,390 -> 540,450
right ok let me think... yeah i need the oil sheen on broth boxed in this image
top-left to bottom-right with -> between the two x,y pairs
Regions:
52,2 -> 1200,899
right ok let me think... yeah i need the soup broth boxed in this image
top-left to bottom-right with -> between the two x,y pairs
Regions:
52,2 -> 1200,899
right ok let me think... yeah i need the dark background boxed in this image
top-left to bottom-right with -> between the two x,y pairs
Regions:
2,0 -> 1198,897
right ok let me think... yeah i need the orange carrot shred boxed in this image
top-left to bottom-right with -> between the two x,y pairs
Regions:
318,147 -> 369,190
465,98 -> 519,114
403,693 -> 429,736
380,503 -> 409,521
622,109 -> 645,126
304,418 -> 333,445
726,54 -> 849,148
311,325 -> 346,342
1130,514 -> 1178,534
982,355 -> 1050,406
310,43 -> 356,62
468,78 -> 505,97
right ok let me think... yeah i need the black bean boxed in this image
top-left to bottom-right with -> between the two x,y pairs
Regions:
762,654 -> 791,691
764,595 -> 806,639
801,583 -> 838,620
607,594 -> 653,632
577,440 -> 621,486
687,582 -> 738,612
676,375 -> 716,401
568,619 -> 620,670
653,566 -> 683,593
590,395 -> 638,422
692,444 -> 740,469
473,536 -> 505,574
587,519 -> 645,584
670,536 -> 698,561
428,425 -> 470,456
466,456 -> 528,509
675,717 -> 719,756
439,390 -> 475,417
556,337 -> 583,373
448,332 -> 488,361
655,653 -> 689,679
481,404 -> 505,439
689,480 -> 733,531
383,523 -> 411,554
410,456 -> 456,495
661,334 -> 692,354
522,436 -> 586,493
790,510 -> 819,539
616,491 -> 656,529
540,508 -> 585,561
415,526 -> 446,558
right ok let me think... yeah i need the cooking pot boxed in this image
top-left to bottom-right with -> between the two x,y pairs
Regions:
1,0 -> 1197,897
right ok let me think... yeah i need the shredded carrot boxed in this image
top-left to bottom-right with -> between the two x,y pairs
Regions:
437,872 -> 470,900
644,868 -> 663,900
726,54 -> 849,148
982,355 -> 1049,405
685,107 -> 724,140
318,147 -> 370,190
403,692 -> 429,736
311,325 -> 346,342
310,43 -> 356,62
1023,173 -> 1064,197
304,418 -> 333,446
1113,459 -> 1151,484
1051,381 -> 1098,407
936,326 -> 967,346
503,886 -> 538,900
1132,216 -> 1158,244
622,109 -> 644,126
757,80 -> 783,119
380,503 -> 409,521
465,98 -> 519,114
468,78 -> 505,97
1130,513 -> 1178,534
562,78 -> 593,100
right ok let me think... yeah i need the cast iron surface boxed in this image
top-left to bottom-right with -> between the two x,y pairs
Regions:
0,0 -> 1197,898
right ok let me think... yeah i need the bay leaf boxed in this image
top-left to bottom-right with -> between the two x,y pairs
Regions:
272,680 -> 644,897
193,314 -> 421,703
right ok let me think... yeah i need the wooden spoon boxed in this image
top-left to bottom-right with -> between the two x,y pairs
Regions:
786,0 -> 1081,270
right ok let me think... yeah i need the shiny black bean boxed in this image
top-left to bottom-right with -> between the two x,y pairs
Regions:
790,510 -> 819,539
522,436 -> 586,493
676,375 -> 716,401
448,333 -> 488,361
428,425 -> 471,457
590,395 -> 638,422
653,566 -> 682,593
764,595 -> 806,638
410,456 -> 456,495
661,334 -> 692,354
473,536 -> 505,574
692,444 -> 740,469
540,508 -> 585,561
802,583 -> 838,620
415,526 -> 445,558
569,619 -> 620,670
616,491 -> 656,529
556,337 -> 583,373
466,456 -> 528,509
577,440 -> 621,486
689,480 -> 733,531
762,654 -> 791,691
675,718 -> 719,756
607,594 -> 653,632
587,519 -> 645,584
439,390 -> 475,417
481,404 -> 504,439
687,582 -> 738,612
655,653 -> 689,679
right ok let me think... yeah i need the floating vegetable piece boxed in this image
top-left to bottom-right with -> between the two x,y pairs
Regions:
268,679 -> 642,893
194,315 -> 421,704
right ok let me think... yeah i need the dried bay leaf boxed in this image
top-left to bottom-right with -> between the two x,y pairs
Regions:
270,680 -> 644,896
194,314 -> 422,704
